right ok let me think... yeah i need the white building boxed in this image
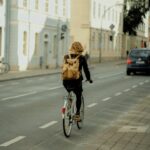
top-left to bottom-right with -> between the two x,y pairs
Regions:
0,0 -> 6,58
0,0 -> 70,71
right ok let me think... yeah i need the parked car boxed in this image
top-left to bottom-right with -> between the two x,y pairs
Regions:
126,48 -> 150,75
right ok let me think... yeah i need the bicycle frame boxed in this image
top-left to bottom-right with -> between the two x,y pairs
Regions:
0,57 -> 10,74
61,92 -> 76,119
61,90 -> 84,137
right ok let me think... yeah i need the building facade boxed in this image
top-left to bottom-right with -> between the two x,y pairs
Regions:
0,0 -> 70,71
70,0 -> 124,63
70,0 -> 149,62
0,0 -> 6,58
1,0 -> 149,71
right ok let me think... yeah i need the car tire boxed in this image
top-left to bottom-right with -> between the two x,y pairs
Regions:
126,70 -> 130,75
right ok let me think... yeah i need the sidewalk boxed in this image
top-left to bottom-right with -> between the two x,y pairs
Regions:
0,67 -> 60,82
94,95 -> 150,150
0,59 -> 126,82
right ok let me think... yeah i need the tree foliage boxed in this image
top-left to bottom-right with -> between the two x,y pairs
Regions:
123,0 -> 149,35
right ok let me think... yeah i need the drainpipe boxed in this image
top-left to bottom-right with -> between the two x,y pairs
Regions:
5,0 -> 10,64
89,27 -> 92,64
56,19 -> 60,68
28,0 -> 31,69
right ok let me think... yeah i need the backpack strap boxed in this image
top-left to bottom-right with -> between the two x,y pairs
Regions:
68,54 -> 80,60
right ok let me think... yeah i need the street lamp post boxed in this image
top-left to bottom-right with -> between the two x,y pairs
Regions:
99,3 -> 124,63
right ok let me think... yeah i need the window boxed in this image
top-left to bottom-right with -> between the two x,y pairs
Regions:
23,0 -> 27,7
0,0 -> 3,5
93,1 -> 96,18
98,4 -> 101,18
35,0 -> 39,10
45,0 -> 49,12
0,27 -> 2,56
23,31 -> 27,56
55,0 -> 58,15
53,35 -> 57,58
62,0 -> 66,16
34,33 -> 39,56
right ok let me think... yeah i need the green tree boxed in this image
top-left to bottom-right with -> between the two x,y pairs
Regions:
123,0 -> 149,35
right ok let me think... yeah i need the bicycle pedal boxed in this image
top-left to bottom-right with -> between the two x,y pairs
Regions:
73,115 -> 81,122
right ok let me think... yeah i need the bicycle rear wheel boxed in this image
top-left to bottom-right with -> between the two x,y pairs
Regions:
4,63 -> 10,73
77,95 -> 84,129
62,101 -> 73,137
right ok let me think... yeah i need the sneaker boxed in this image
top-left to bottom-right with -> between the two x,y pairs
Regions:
74,113 -> 81,122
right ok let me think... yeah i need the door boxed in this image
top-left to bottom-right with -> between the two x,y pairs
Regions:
44,41 -> 48,68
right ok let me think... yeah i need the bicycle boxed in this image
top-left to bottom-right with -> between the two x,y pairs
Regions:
61,89 -> 84,137
0,57 -> 10,74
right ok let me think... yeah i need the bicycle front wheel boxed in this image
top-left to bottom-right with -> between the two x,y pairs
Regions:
62,102 -> 73,137
77,95 -> 84,129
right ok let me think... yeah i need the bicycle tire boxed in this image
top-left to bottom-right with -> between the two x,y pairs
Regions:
3,63 -> 10,73
62,98 -> 73,137
77,95 -> 84,129
0,67 -> 4,74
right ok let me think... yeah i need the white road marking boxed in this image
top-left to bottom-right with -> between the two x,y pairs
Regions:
0,86 -> 62,102
132,85 -> 137,88
144,80 -> 149,83
39,121 -> 58,129
26,80 -> 32,83
47,86 -> 62,91
115,92 -> 122,96
102,97 -> 111,101
87,103 -> 97,108
123,89 -> 130,92
1,91 -> 37,101
0,136 -> 26,147
139,82 -> 144,85
39,78 -> 45,81
97,72 -> 123,79
11,82 -> 19,85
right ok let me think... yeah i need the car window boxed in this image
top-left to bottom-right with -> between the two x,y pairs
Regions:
130,50 -> 150,58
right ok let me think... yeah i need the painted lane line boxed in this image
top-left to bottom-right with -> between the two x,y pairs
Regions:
47,86 -> 62,91
39,78 -> 44,80
115,92 -> 122,96
0,136 -> 26,147
144,80 -> 149,83
123,89 -> 130,92
26,80 -> 33,83
87,103 -> 98,108
139,82 -> 144,85
102,97 -> 111,101
39,121 -> 58,129
98,72 -> 123,79
132,85 -> 137,88
11,82 -> 19,85
1,91 -> 37,101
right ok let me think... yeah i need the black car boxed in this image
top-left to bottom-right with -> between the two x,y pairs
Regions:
126,48 -> 150,75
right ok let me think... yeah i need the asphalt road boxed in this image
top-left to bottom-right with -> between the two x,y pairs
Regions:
0,63 -> 150,150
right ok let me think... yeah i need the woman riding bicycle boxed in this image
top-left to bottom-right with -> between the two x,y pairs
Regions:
62,41 -> 93,120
